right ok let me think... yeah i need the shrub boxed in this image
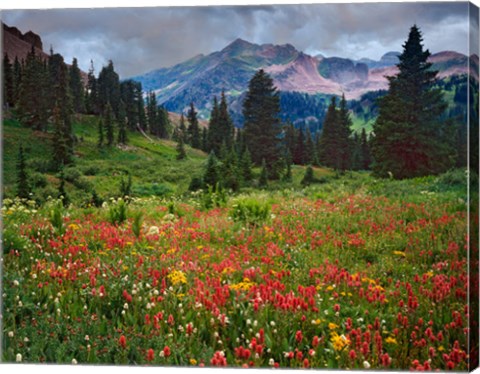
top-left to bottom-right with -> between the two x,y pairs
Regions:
188,177 -> 204,192
108,198 -> 128,225
132,211 -> 143,238
63,167 -> 82,183
27,158 -> 52,173
49,200 -> 66,236
29,172 -> 48,189
201,184 -> 227,210
230,198 -> 271,227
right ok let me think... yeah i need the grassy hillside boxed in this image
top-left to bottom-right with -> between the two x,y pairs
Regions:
3,115 -> 209,204
3,115 -> 336,205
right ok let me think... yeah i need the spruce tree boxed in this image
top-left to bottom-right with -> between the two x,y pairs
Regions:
337,94 -> 353,171
176,135 -> 187,160
16,144 -> 30,199
222,147 -> 241,191
203,151 -> 220,189
360,128 -> 371,170
3,53 -> 14,108
17,47 -> 49,131
240,148 -> 254,182
13,57 -> 22,104
304,129 -> 315,165
179,114 -> 188,143
258,158 -> 268,188
85,60 -> 99,115
58,167 -> 70,207
187,102 -> 201,149
207,96 -> 220,153
51,104 -> 71,170
218,91 -> 234,149
201,128 -> 208,152
318,97 -> 339,169
301,165 -> 315,187
243,69 -> 281,177
104,102 -> 115,146
117,100 -> 127,144
293,127 -> 306,165
284,121 -> 296,157
147,91 -> 158,135
97,118 -> 104,148
282,151 -> 293,182
371,25 -> 453,178
69,57 -> 85,113
97,60 -> 121,116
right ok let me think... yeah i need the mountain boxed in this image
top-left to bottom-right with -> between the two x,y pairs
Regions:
132,39 -> 476,124
2,22 -> 48,61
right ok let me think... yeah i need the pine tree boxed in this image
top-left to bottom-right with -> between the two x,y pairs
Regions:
179,114 -> 188,143
318,97 -> 340,169
3,53 -> 15,108
258,158 -> 268,188
203,151 -> 221,189
187,102 -> 201,149
301,165 -> 315,187
337,94 -> 353,170
157,106 -> 170,139
207,96 -> 220,153
97,60 -> 121,116
117,100 -> 127,144
350,132 -> 363,171
218,91 -> 234,149
176,135 -> 187,160
222,147 -> 241,191
147,91 -> 158,135
243,69 -> 281,177
58,167 -> 70,207
13,57 -> 22,104
371,25 -> 453,178
240,148 -> 254,182
293,127 -> 306,165
104,102 -> 115,146
282,151 -> 293,182
17,47 -> 50,131
97,118 -> 104,148
284,121 -> 296,157
360,128 -> 371,170
85,60 -> 99,114
51,104 -> 71,170
201,128 -> 208,152
69,57 -> 85,113
16,144 -> 30,199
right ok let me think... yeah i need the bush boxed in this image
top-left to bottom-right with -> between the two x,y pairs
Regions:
188,177 -> 204,192
133,183 -> 173,197
230,198 -> 271,227
81,165 -> 101,176
63,167 -> 82,183
72,176 -> 93,192
27,158 -> 52,173
108,198 -> 128,225
201,184 -> 227,210
29,172 -> 48,189
49,200 -> 66,236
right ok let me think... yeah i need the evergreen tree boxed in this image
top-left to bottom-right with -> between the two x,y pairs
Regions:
17,47 -> 50,131
120,80 -> 145,131
360,128 -> 371,170
203,151 -> 221,189
218,91 -> 234,148
117,100 -> 128,144
16,144 -> 30,199
58,167 -> 70,207
337,94 -> 353,170
3,53 -> 14,108
284,121 -> 296,157
187,102 -> 201,149
176,135 -> 187,160
97,60 -> 121,116
371,25 -> 453,178
201,127 -> 208,152
146,91 -> 158,135
207,96 -> 220,153
13,57 -> 22,104
97,118 -> 104,148
222,147 -> 241,191
104,102 -> 115,146
350,132 -> 363,171
51,104 -> 72,170
301,165 -> 315,187
243,69 -> 282,177
318,97 -> 340,169
179,114 -> 188,143
304,129 -> 316,165
69,57 -> 85,113
240,148 -> 254,182
85,60 -> 99,114
157,106 -> 170,139
258,158 -> 268,188
282,151 -> 293,182
293,127 -> 306,165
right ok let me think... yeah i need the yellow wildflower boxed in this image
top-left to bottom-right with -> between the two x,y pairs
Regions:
328,322 -> 339,330
385,337 -> 397,345
190,359 -> 197,365
393,250 -> 406,257
168,270 -> 187,285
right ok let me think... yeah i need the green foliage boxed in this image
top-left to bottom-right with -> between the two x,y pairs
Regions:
259,159 -> 268,188
371,25 -> 454,179
203,151 -> 221,189
104,102 -> 115,147
176,136 -> 187,160
301,165 -> 315,187
230,198 -> 271,227
120,174 -> 133,198
132,211 -> 143,238
188,177 -> 204,192
49,200 -> 66,236
243,69 -> 282,177
187,102 -> 201,149
201,184 -> 228,210
133,183 -> 173,197
108,198 -> 128,225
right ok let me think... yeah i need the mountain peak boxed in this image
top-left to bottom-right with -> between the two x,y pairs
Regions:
223,38 -> 255,51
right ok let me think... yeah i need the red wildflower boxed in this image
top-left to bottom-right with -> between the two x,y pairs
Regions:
119,335 -> 127,349
147,348 -> 154,362
295,330 -> 303,343
163,346 -> 171,357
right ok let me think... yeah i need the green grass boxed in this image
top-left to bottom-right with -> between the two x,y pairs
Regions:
3,115 -> 207,203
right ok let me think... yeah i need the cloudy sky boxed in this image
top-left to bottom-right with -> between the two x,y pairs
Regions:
1,1 -> 475,78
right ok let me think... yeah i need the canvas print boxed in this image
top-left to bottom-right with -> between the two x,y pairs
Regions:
0,1 -> 479,371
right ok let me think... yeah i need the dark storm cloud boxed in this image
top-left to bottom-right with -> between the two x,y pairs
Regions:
1,2 -> 470,78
